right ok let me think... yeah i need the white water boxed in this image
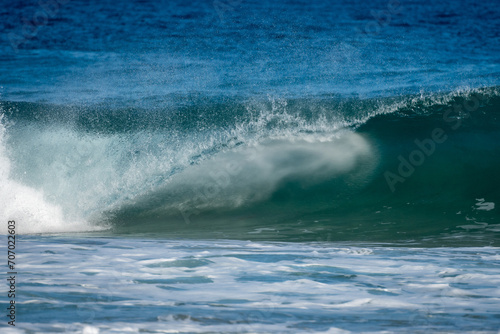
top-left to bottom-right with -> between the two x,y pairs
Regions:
0,117 -> 97,233
6,237 -> 500,333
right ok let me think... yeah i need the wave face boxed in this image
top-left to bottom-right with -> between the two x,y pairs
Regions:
1,87 -> 499,243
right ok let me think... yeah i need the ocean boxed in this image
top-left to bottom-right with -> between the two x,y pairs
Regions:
1,0 -> 500,332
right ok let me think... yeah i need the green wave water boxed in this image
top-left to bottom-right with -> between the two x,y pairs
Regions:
1,87 -> 499,244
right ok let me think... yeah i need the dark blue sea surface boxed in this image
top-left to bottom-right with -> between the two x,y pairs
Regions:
1,0 -> 499,104
1,0 -> 500,332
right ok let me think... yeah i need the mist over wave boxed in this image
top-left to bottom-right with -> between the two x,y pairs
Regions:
110,133 -> 376,222
0,115 -> 99,233
1,86 -> 499,241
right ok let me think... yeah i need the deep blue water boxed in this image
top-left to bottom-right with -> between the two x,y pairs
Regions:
1,0 -> 500,332
1,0 -> 499,104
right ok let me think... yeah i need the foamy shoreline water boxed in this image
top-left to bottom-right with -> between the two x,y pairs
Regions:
2,236 -> 499,333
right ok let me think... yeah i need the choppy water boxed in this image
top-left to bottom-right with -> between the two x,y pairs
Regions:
4,237 -> 500,333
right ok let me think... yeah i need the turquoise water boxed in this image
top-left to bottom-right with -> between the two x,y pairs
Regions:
2,89 -> 499,244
